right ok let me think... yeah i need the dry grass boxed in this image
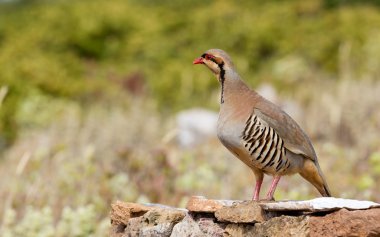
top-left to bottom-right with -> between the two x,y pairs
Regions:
0,79 -> 379,235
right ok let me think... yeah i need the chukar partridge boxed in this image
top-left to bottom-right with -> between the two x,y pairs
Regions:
193,49 -> 331,200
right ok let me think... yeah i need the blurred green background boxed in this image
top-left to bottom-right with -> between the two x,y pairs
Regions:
1,0 -> 380,235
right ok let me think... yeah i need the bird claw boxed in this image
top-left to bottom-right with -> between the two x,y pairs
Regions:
263,197 -> 276,202
251,197 -> 276,202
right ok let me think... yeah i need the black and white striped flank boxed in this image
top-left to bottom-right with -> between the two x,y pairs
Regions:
242,113 -> 291,173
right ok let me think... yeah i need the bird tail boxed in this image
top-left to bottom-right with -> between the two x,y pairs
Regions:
315,162 -> 332,197
321,180 -> 331,197
300,159 -> 332,197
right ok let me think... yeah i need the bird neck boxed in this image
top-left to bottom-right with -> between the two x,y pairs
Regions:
219,70 -> 253,106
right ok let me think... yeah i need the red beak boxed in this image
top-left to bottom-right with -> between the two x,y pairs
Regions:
193,57 -> 204,65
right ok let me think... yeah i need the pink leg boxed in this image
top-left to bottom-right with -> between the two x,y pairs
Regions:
266,176 -> 281,200
252,177 -> 263,201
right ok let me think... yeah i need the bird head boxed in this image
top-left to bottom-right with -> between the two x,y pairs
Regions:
193,49 -> 234,78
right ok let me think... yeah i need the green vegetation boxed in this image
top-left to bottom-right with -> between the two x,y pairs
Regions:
2,0 -> 380,145
1,0 -> 380,235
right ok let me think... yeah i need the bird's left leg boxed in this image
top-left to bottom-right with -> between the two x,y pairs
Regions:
266,176 -> 281,201
252,170 -> 264,201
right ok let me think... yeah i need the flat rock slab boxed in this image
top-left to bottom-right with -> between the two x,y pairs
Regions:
186,196 -> 239,213
186,196 -> 380,214
261,197 -> 380,212
215,201 -> 265,223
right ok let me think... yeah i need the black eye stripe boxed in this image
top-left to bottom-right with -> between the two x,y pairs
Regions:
202,53 -> 214,61
201,53 -> 223,65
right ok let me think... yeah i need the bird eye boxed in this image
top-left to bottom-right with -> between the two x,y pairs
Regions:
204,54 -> 213,60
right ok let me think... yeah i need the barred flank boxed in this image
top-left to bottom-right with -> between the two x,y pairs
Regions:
242,114 -> 288,173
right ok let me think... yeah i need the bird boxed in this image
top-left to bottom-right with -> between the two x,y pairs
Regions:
193,49 -> 331,201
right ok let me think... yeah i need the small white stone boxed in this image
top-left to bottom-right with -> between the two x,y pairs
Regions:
176,108 -> 218,148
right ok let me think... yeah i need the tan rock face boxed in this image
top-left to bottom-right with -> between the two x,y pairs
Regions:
186,196 -> 227,213
215,201 -> 266,223
253,216 -> 310,237
144,208 -> 186,225
110,201 -> 153,225
128,209 -> 186,237
110,201 -> 154,237
309,208 -> 380,237
224,224 -> 256,237
224,216 -> 309,237
110,201 -> 186,237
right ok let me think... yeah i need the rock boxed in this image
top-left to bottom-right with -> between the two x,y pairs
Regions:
261,197 -> 380,212
186,196 -> 238,213
176,108 -> 218,148
252,215 -> 309,237
170,215 -> 205,237
110,201 -> 186,237
197,217 -> 226,237
224,216 -> 309,237
123,208 -> 186,237
139,223 -> 174,237
110,201 -> 154,237
223,224 -> 256,237
224,213 -> 308,237
143,208 -> 187,226
309,208 -> 380,237
110,201 -> 153,225
123,215 -> 144,237
223,224 -> 255,237
110,197 -> 380,237
215,201 -> 265,223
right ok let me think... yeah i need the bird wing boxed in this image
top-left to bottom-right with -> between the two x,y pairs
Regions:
253,99 -> 317,161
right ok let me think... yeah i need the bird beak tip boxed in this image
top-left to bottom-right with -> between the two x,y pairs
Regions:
193,57 -> 204,65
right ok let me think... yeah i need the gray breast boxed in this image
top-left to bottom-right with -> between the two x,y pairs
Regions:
217,113 -> 245,151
